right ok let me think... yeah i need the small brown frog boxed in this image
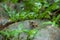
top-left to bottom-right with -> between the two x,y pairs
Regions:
29,21 -> 38,29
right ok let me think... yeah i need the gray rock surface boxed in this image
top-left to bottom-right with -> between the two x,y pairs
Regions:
33,26 -> 60,40
0,35 -> 3,40
0,20 -> 60,40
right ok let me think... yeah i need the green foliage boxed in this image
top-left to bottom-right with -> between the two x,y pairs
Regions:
0,23 -> 38,40
0,23 -> 24,39
27,29 -> 38,40
0,0 -> 18,3
0,0 -> 7,2
0,0 -> 60,26
0,0 -> 60,40
10,0 -> 18,3
42,21 -> 58,27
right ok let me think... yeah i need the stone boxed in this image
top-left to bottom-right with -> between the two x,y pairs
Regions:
33,26 -> 60,40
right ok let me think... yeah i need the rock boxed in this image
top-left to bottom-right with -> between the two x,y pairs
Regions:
9,32 -> 27,40
4,19 -> 48,30
0,20 -> 60,40
33,26 -> 60,40
33,28 -> 50,40
0,35 -> 3,40
19,32 -> 27,40
0,17 -> 9,25
0,17 -> 9,30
